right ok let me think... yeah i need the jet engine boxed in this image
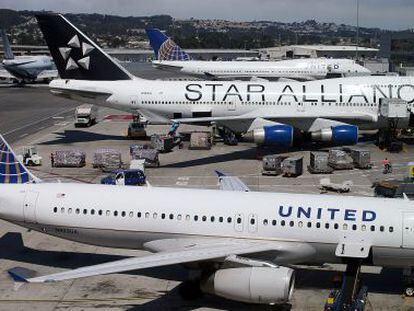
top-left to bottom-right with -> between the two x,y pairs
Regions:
200,266 -> 295,304
244,124 -> 294,146
311,125 -> 358,145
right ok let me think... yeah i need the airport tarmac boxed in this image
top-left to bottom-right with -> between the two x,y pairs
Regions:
1,67 -> 414,310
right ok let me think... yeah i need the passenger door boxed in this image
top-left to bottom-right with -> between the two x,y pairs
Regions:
234,213 -> 244,232
403,212 -> 414,248
228,101 -> 236,112
248,214 -> 258,233
23,190 -> 39,223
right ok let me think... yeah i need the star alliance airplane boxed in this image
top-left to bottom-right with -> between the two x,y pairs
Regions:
1,134 -> 414,304
36,14 -> 414,147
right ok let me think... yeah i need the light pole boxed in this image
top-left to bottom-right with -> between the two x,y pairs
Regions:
356,0 -> 359,60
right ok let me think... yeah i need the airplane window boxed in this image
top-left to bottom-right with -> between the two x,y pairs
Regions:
138,212 -> 142,218
380,226 -> 385,232
194,215 -> 199,221
106,210 -> 110,216
186,215 -> 191,221
211,216 -> 215,222
289,221 -> 294,227
219,216 -> 224,223
307,222 -> 312,228
370,225 -> 375,231
61,207 -> 65,213
53,207 -> 58,213
161,213 -> 166,219
68,208 -> 72,214
129,211 -> 134,217
91,209 -> 95,215
227,217 -> 232,223
334,223 -> 339,229
177,214 -> 182,221
298,221 -> 303,228
343,224 -> 348,230
121,211 -> 126,217
361,225 -> 366,231
250,218 -> 255,225
98,210 -> 103,216
352,224 -> 357,231
169,214 -> 174,220
153,213 -> 158,219
202,216 -> 207,222
389,227 -> 394,233
325,223 -> 330,229
316,222 -> 321,228
263,219 -> 268,225
83,209 -> 87,215
281,220 -> 286,226
114,211 -> 118,217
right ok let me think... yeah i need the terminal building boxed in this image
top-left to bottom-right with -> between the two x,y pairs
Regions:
379,31 -> 414,75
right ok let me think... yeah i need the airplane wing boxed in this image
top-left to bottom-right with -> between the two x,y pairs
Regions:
9,239 -> 275,283
0,69 -> 14,80
215,170 -> 250,192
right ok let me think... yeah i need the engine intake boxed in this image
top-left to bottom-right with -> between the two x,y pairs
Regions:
311,125 -> 358,145
200,266 -> 295,305
244,125 -> 293,146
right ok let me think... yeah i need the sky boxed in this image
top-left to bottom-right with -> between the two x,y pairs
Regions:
1,0 -> 414,30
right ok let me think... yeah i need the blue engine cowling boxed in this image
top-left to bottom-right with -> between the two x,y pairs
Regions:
332,125 -> 358,145
247,125 -> 293,146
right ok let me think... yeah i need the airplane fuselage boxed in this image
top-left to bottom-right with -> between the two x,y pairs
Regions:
2,55 -> 53,81
1,183 -> 414,268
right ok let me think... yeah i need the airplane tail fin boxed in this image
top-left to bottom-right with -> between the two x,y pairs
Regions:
145,28 -> 190,61
1,29 -> 14,60
35,14 -> 133,81
0,135 -> 40,184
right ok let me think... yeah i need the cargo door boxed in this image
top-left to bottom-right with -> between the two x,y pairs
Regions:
403,212 -> 414,248
23,190 -> 39,223
234,213 -> 244,232
248,214 -> 258,233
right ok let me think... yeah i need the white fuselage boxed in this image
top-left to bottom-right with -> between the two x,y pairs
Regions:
50,75 -> 414,132
1,183 -> 414,267
152,58 -> 371,80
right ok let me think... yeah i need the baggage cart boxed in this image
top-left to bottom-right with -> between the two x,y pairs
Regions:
93,148 -> 122,170
51,150 -> 86,168
350,149 -> 371,169
328,149 -> 354,170
308,151 -> 333,174
151,134 -> 175,153
262,155 -> 287,176
282,156 -> 303,177
131,148 -> 160,167
189,132 -> 212,150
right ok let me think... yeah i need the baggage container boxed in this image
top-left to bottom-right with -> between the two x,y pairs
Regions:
308,151 -> 333,174
262,155 -> 287,176
151,134 -> 175,153
328,149 -> 354,170
51,150 -> 86,168
131,148 -> 160,167
282,156 -> 303,177
189,132 -> 212,150
93,148 -> 122,170
350,149 -> 371,169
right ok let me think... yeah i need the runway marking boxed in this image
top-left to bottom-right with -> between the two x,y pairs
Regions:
19,133 -> 28,138
176,176 -> 189,186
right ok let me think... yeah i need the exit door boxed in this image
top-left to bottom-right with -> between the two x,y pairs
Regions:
248,214 -> 258,233
234,213 -> 244,232
130,95 -> 138,105
403,212 -> 414,248
23,191 -> 39,223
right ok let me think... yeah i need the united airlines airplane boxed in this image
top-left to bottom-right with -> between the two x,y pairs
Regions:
0,30 -> 58,83
36,14 -> 414,147
1,134 -> 414,304
146,28 -> 372,81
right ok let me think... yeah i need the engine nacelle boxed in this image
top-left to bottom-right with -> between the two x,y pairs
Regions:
200,267 -> 295,305
311,125 -> 358,145
244,125 -> 293,146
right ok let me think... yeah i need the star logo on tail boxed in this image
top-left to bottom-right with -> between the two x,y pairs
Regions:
58,35 -> 95,71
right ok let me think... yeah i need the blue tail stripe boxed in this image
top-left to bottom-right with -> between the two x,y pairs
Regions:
146,28 -> 190,61
0,137 -> 31,184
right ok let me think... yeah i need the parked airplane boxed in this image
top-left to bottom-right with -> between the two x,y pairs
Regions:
0,29 -> 57,83
145,28 -> 371,81
1,134 -> 414,304
36,14 -> 414,148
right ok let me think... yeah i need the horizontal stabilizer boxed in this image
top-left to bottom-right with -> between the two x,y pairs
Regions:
8,267 -> 37,282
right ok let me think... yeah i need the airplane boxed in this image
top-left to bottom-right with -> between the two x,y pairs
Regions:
0,29 -> 58,84
35,14 -> 414,148
1,133 -> 414,304
145,28 -> 372,81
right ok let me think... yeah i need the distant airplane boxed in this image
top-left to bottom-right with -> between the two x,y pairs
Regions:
36,14 -> 414,148
145,28 -> 371,81
2,134 -> 414,303
0,29 -> 57,83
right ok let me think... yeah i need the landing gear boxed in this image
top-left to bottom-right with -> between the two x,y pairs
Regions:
221,127 -> 238,145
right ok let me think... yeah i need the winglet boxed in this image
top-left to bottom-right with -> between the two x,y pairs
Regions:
403,193 -> 409,201
215,170 -> 226,177
8,267 -> 36,283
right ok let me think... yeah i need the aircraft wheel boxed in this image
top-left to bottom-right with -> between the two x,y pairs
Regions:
179,279 -> 203,300
405,287 -> 414,297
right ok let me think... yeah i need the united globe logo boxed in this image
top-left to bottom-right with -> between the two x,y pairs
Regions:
158,38 -> 190,61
